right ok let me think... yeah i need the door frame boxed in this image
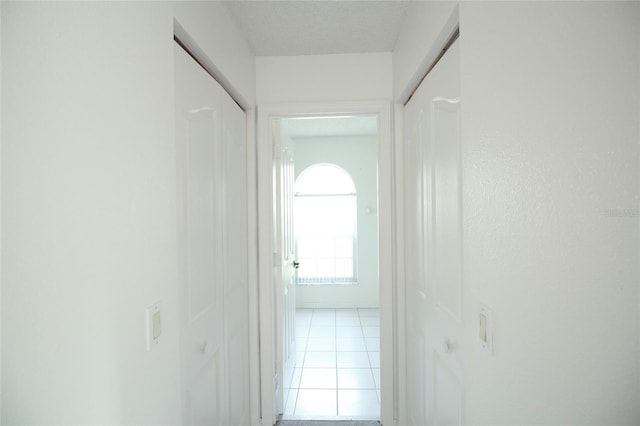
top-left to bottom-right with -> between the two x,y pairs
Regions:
256,101 -> 395,426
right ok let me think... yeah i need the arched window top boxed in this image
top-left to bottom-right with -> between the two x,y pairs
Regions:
295,164 -> 356,195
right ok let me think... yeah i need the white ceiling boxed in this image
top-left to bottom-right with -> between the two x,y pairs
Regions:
224,1 -> 398,137
223,0 -> 410,56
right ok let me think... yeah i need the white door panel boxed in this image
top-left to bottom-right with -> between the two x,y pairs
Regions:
406,327 -> 427,425
187,353 -> 223,425
175,43 -> 249,426
274,122 -> 296,415
176,44 -> 225,425
404,39 -> 464,426
221,87 -> 250,426
185,112 -> 219,321
435,354 -> 463,426
226,328 -> 248,424
433,98 -> 462,320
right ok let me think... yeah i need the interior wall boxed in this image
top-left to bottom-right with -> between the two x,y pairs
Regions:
460,3 -> 639,423
256,52 -> 392,103
1,2 -> 255,423
395,1 -> 640,424
293,135 -> 379,309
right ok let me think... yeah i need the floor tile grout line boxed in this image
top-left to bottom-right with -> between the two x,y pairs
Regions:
333,308 -> 339,415
293,308 -> 315,415
301,309 -> 314,367
294,308 -> 381,418
360,309 -> 373,391
363,308 -> 379,410
358,308 -> 373,373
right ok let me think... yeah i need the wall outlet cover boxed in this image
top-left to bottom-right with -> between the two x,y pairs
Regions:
479,304 -> 493,355
146,302 -> 161,351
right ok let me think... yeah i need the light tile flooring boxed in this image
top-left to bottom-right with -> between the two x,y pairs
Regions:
283,308 -> 380,419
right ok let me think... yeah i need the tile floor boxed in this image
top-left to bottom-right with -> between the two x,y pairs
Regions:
283,308 -> 380,419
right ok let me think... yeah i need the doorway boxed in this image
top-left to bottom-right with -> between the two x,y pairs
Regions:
257,103 -> 395,426
281,115 -> 380,419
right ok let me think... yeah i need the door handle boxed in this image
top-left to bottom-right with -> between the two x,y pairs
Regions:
443,338 -> 455,353
293,261 -> 300,269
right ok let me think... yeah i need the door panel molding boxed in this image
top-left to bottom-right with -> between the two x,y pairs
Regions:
434,352 -> 464,426
432,97 -> 462,322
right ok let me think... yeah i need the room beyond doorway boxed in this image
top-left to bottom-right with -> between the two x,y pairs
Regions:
257,102 -> 394,426
279,114 -> 380,420
285,115 -> 380,310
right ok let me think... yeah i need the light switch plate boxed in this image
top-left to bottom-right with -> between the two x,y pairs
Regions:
479,304 -> 493,355
146,302 -> 161,351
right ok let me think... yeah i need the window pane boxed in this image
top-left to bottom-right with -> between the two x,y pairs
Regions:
297,238 -> 316,258
295,196 -> 355,237
294,164 -> 357,285
298,258 -> 316,278
335,238 -> 352,258
295,164 -> 356,195
316,259 -> 335,278
335,258 -> 353,278
316,239 -> 334,258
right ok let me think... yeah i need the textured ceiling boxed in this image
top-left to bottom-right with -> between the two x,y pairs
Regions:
223,1 -> 409,56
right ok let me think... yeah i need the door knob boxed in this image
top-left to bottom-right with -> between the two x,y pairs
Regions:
293,261 -> 300,269
443,338 -> 455,353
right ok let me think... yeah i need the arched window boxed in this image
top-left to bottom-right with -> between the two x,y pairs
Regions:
294,164 -> 357,284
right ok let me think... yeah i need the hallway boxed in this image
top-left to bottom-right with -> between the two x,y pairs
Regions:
284,308 -> 381,418
3,2 -> 639,425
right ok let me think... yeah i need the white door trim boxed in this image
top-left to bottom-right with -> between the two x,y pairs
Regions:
246,107 -> 262,426
392,103 -> 407,426
256,101 -> 396,426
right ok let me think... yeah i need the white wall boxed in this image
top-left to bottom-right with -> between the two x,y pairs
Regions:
256,53 -> 392,103
1,2 -> 255,423
460,3 -> 639,423
293,135 -> 379,308
395,1 -> 640,424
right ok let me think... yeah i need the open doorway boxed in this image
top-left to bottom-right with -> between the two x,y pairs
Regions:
257,102 -> 394,426
280,115 -> 380,419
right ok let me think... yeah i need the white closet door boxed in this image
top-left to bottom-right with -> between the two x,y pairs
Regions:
404,39 -> 464,426
220,87 -> 250,426
175,43 -> 249,426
